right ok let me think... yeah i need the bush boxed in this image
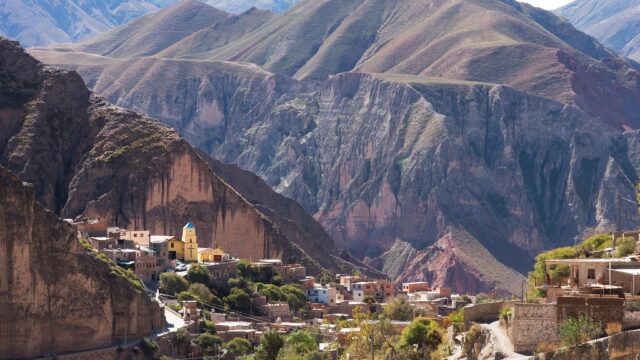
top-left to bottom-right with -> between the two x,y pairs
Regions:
558,315 -> 602,347
605,322 -> 622,336
138,338 -> 158,358
193,333 -> 222,355
159,272 -> 189,295
225,287 -> 251,313
188,264 -> 212,285
581,234 -> 612,252
499,306 -> 512,321
384,296 -> 414,321
176,328 -> 188,343
224,337 -> 253,356
615,237 -> 636,257
535,341 -> 560,354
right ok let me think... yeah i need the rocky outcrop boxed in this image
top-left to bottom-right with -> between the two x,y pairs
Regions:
0,166 -> 164,359
0,37 -> 368,276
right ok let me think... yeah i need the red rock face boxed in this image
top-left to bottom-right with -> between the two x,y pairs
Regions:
0,166 -> 164,359
0,37 -> 373,277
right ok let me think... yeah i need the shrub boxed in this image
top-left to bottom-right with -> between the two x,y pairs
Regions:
615,237 -> 636,257
225,287 -> 251,313
176,328 -> 188,343
384,296 -> 414,321
462,324 -> 484,355
138,338 -> 158,358
159,272 -> 188,295
535,341 -> 560,354
193,333 -> 222,355
499,306 -> 512,321
605,322 -> 622,336
558,315 -> 602,347
224,337 -> 253,356
188,264 -> 212,285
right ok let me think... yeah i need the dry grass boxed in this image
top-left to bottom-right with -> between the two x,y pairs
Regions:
605,322 -> 622,336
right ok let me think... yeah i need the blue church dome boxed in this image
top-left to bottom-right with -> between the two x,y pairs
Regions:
184,222 -> 194,229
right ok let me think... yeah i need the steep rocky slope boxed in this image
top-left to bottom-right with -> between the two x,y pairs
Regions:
0,165 -> 164,358
556,0 -> 640,62
0,37 -> 368,276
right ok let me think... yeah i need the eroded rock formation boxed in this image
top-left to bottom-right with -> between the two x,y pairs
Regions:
0,166 -> 164,359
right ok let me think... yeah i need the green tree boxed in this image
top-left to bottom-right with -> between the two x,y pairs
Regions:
225,287 -> 251,313
193,333 -> 222,355
224,337 -> 253,356
558,315 -> 602,347
285,330 -> 318,354
280,285 -> 307,311
400,318 -> 443,355
255,330 -> 285,360
188,264 -> 212,285
159,272 -> 188,295
259,283 -> 286,302
188,283 -> 222,306
384,297 -> 414,321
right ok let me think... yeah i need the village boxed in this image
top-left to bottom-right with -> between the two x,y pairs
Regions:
67,217 -> 640,359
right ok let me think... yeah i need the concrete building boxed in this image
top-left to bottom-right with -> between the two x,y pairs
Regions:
280,263 -> 307,282
135,246 -> 159,282
150,235 -> 174,270
352,281 -> 394,303
260,302 -> 291,321
88,236 -> 117,251
198,247 -> 227,263
402,282 -> 430,293
306,285 -> 337,305
123,230 -> 150,246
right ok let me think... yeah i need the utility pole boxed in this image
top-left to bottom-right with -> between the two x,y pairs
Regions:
617,191 -> 622,233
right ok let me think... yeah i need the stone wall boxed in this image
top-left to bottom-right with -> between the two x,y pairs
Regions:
509,297 -> 625,354
535,329 -> 640,360
463,301 -> 516,330
510,303 -> 558,353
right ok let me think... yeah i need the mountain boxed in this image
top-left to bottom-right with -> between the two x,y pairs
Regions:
556,0 -> 640,62
30,0 -> 640,294
0,0 -> 177,47
0,0 -> 299,48
0,37 -> 372,278
0,165 -> 164,358
63,0 -> 231,58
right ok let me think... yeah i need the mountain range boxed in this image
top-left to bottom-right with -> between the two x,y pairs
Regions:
31,0 -> 640,295
0,0 -> 298,47
556,0 -> 640,62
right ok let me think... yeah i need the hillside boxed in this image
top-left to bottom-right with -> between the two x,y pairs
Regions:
0,164 -> 164,358
0,36 -> 370,276
556,0 -> 640,61
0,0 -> 177,47
56,0 -> 232,58
53,0 -> 640,131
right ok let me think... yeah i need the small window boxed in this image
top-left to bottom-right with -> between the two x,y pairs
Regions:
588,269 -> 596,280
171,243 -> 174,248
134,234 -> 137,237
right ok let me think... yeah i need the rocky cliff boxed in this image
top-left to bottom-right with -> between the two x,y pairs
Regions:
0,37 -> 368,276
0,166 -> 164,358
29,0 -> 640,294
